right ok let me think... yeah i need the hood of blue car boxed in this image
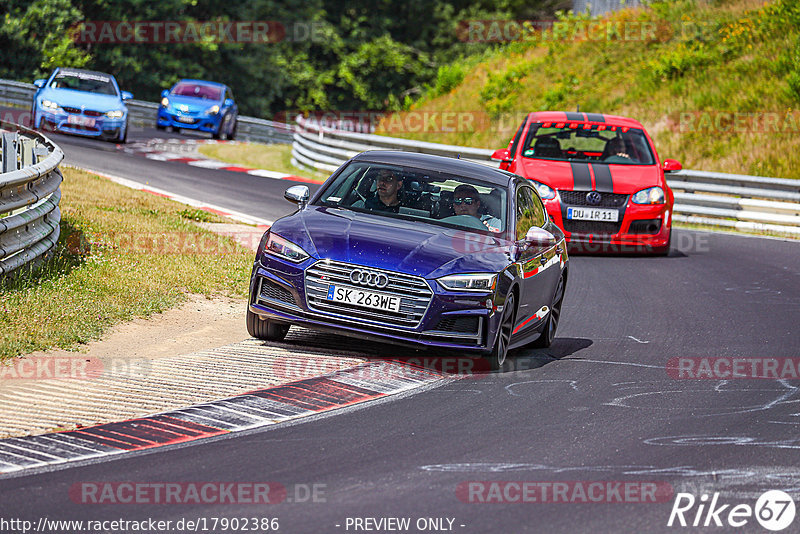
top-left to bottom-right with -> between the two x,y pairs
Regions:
270,206 -> 513,279
165,94 -> 220,112
39,88 -> 125,112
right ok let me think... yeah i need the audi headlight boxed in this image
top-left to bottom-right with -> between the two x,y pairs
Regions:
437,273 -> 497,292
41,100 -> 59,111
106,109 -> 124,119
264,233 -> 309,263
207,105 -> 220,115
161,97 -> 169,107
631,186 -> 665,205
530,179 -> 556,200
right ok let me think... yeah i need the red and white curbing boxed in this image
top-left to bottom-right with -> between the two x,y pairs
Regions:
0,360 -> 451,475
120,138 -> 316,183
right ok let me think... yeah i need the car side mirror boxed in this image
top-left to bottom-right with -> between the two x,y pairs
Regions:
663,159 -> 682,172
161,89 -> 169,98
524,227 -> 556,248
121,91 -> 133,101
284,185 -> 310,208
492,148 -> 511,162
224,98 -> 234,107
33,79 -> 46,88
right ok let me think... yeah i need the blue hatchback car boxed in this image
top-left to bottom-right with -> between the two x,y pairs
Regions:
157,79 -> 238,139
31,67 -> 132,143
247,151 -> 569,370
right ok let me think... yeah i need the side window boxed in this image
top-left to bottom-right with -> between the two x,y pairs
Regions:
508,120 -> 526,159
516,186 -> 546,239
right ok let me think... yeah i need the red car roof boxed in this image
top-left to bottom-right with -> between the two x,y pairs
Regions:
526,111 -> 645,129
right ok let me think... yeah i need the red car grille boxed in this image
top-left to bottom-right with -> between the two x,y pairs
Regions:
563,220 -> 623,235
558,190 -> 628,207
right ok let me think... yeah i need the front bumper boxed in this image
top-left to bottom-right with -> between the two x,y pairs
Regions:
248,259 -> 499,353
544,197 -> 671,254
157,108 -> 220,133
39,110 -> 125,139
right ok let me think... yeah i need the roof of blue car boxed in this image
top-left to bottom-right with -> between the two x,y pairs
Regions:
352,150 -> 518,185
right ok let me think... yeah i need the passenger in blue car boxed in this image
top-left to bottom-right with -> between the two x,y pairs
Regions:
453,184 -> 502,232
362,168 -> 404,213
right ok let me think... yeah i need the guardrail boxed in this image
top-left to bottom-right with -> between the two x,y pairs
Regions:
0,79 -> 293,144
0,120 -> 64,277
292,115 -> 800,236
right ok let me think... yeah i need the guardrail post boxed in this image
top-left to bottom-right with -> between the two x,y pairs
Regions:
2,132 -> 19,173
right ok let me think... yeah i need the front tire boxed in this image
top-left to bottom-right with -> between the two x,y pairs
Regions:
485,293 -> 515,371
117,120 -> 128,144
532,273 -> 565,348
246,309 -> 289,341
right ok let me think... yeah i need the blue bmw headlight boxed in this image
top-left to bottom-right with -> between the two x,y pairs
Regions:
41,100 -> 60,111
264,233 -> 310,263
106,110 -> 124,119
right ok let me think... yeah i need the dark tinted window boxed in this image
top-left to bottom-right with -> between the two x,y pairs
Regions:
51,71 -> 117,95
171,83 -> 222,100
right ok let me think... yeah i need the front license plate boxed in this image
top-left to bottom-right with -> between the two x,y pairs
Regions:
326,285 -> 401,313
177,116 -> 194,123
566,207 -> 619,222
67,114 -> 95,127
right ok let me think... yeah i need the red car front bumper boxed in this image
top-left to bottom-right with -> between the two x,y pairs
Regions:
544,199 -> 671,254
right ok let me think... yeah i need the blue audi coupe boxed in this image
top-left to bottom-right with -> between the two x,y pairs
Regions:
247,151 -> 568,370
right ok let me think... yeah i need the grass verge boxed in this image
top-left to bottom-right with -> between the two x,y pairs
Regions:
0,167 -> 254,361
198,142 -> 329,183
380,0 -> 800,179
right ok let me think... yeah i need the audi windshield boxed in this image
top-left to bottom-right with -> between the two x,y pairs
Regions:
315,161 -> 508,235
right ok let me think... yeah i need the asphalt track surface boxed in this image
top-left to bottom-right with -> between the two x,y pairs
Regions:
2,122 -> 800,533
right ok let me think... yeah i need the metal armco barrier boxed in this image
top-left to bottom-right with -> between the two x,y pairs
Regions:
0,120 -> 64,276
0,79 -> 293,144
293,115 -> 800,236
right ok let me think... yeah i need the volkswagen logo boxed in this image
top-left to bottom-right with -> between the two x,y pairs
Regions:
586,191 -> 602,206
350,269 -> 389,289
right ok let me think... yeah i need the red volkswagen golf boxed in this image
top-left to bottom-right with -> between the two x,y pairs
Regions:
493,111 -> 681,254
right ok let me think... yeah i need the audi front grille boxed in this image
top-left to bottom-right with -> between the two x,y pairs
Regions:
305,260 -> 432,328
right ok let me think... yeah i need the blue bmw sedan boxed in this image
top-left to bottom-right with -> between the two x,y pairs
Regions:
248,151 -> 568,370
31,68 -> 132,143
157,79 -> 238,139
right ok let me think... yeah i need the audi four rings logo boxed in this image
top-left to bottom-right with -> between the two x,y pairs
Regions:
350,269 -> 389,289
586,191 -> 602,205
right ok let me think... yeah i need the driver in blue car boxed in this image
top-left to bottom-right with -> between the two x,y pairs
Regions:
453,184 -> 502,232
362,168 -> 404,213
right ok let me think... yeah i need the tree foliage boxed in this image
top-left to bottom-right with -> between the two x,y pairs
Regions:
0,0 -> 568,117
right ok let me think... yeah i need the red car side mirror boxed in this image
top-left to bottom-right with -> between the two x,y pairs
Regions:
663,159 -> 682,172
492,148 -> 511,162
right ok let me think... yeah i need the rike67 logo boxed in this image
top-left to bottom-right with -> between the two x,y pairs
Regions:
668,490 -> 796,531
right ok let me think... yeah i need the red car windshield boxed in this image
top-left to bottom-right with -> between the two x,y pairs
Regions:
171,83 -> 222,100
522,122 -> 655,165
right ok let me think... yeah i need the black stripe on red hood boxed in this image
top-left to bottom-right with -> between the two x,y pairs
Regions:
569,162 -> 592,190
591,164 -> 613,192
